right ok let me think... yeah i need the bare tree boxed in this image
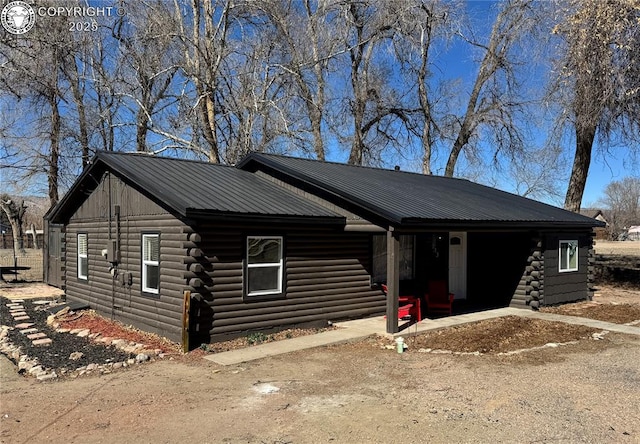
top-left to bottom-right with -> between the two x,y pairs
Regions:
509,144 -> 567,203
0,195 -> 26,255
392,0 -> 456,174
0,1 -> 82,206
551,0 -> 640,212
334,0 -> 412,166
86,29 -> 123,153
258,0 -> 343,160
173,0 -> 239,163
113,1 -> 182,153
443,0 -> 536,177
598,177 -> 640,240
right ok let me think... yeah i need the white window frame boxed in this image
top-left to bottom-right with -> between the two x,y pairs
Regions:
142,234 -> 160,294
559,239 -> 579,272
246,236 -> 283,297
77,233 -> 88,280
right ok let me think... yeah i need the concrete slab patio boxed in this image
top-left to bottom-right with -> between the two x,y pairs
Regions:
204,307 -> 640,366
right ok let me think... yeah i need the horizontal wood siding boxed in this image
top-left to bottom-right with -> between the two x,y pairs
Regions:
65,173 -> 188,342
188,223 -> 383,342
543,231 -> 592,305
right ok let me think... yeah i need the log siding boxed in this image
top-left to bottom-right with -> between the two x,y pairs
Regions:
512,235 -> 544,309
65,173 -> 189,342
188,222 -> 384,342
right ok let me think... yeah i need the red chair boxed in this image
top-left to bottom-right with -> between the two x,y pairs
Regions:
425,280 -> 454,316
381,284 -> 422,322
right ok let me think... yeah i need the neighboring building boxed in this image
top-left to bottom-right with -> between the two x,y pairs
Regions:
580,208 -> 609,239
45,152 -> 604,347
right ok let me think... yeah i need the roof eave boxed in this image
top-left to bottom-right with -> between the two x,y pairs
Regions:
399,218 -> 605,230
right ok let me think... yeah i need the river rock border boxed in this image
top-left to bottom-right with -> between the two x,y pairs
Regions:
0,299 -> 166,382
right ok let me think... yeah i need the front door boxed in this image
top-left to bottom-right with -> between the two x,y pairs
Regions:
46,224 -> 65,288
448,232 -> 467,300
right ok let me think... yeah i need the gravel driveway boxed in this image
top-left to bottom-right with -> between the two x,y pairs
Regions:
1,284 -> 639,443
2,327 -> 639,443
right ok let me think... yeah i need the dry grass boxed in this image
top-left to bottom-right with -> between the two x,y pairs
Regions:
594,240 -> 640,256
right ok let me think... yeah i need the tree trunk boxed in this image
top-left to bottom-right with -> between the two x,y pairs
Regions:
67,57 -> 90,166
136,104 -> 149,152
310,107 -> 325,161
347,3 -> 365,166
564,125 -> 596,212
48,91 -> 61,208
0,198 -> 26,256
30,223 -> 39,249
445,124 -> 471,177
417,13 -> 434,175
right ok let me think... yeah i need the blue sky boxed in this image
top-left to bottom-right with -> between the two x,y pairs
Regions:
3,0 -> 637,209
425,0 -> 639,207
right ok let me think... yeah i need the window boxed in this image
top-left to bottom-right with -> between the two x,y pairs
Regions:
246,236 -> 283,297
142,234 -> 160,294
77,233 -> 88,280
372,235 -> 415,283
559,240 -> 579,272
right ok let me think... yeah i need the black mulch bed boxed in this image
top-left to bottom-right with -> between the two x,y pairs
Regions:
1,297 -> 134,373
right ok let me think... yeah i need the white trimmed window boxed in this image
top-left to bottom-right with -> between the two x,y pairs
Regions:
77,233 -> 88,280
246,236 -> 283,297
559,240 -> 578,272
142,234 -> 160,294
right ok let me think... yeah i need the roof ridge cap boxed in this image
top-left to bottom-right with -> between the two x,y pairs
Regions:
249,152 -> 470,181
96,150 -> 236,168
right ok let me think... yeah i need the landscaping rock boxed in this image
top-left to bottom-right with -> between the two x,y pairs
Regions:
69,352 -> 84,361
27,332 -> 47,340
37,372 -> 58,382
76,329 -> 91,338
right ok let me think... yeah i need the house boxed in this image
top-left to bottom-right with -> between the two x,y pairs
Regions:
579,208 -> 609,239
44,151 -> 604,347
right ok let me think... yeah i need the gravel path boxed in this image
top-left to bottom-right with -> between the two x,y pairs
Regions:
0,298 -> 133,376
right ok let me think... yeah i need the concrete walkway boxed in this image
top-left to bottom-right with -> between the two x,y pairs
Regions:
204,308 -> 640,366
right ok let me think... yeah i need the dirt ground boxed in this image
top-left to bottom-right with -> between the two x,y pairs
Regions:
1,285 -> 639,444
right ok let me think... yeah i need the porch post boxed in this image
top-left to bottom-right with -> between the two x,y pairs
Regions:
386,228 -> 400,333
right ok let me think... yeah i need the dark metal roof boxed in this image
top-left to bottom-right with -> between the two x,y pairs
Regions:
47,152 -> 344,223
238,153 -> 605,229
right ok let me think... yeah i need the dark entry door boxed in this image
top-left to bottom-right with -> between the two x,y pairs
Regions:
46,224 -> 65,288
